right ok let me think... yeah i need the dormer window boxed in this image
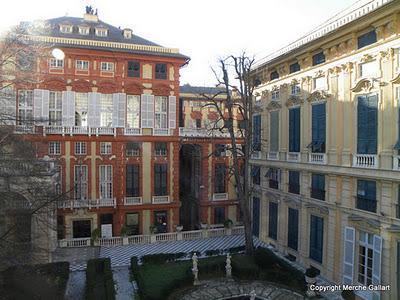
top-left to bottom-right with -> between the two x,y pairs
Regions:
79,27 -> 89,35
95,28 -> 108,37
123,29 -> 132,39
60,25 -> 73,34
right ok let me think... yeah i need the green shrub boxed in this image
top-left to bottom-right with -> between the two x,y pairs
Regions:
86,258 -> 115,300
130,256 -> 139,281
198,256 -> 226,279
342,290 -> 356,300
231,255 -> 260,279
254,247 -> 277,267
204,249 -> 221,256
228,245 -> 245,254
2,262 -> 69,300
188,251 -> 201,258
141,252 -> 186,264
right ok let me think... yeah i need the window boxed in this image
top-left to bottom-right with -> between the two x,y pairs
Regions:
271,90 -> 279,100
100,94 -> 113,127
49,91 -> 62,125
268,202 -> 278,240
396,88 -> 400,153
75,93 -> 88,126
60,25 -> 72,33
99,165 -> 113,199
269,111 -> 279,153
49,141 -> 61,155
154,164 -> 168,196
288,170 -> 300,194
291,83 -> 300,95
312,52 -> 325,66
154,142 -> 167,156
49,58 -> 64,69
360,61 -> 377,78
74,165 -> 88,200
310,215 -> 324,263
100,142 -> 112,155
314,77 -> 326,90
155,63 -> 167,79
289,62 -> 300,74
311,173 -> 325,201
18,90 -> 33,125
155,96 -> 168,128
126,95 -> 140,128
101,62 -> 114,72
252,166 -> 260,186
287,208 -> 299,250
358,30 -> 377,49
76,60 -> 89,70
126,213 -> 139,235
79,27 -> 89,35
356,180 -> 377,213
126,165 -> 140,197
123,29 -> 132,39
214,163 -> 226,193
311,103 -> 326,153
214,207 -> 225,224
357,95 -> 378,154
289,107 -> 300,153
127,61 -> 140,78
267,168 -> 280,189
126,142 -> 140,156
196,119 -> 201,128
17,53 -> 34,71
270,71 -> 279,81
252,115 -> 261,151
154,211 -> 168,233
358,231 -> 374,285
95,28 -> 108,37
75,142 -> 86,155
215,144 -> 226,157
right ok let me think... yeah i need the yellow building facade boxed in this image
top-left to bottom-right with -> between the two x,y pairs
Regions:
250,1 -> 400,299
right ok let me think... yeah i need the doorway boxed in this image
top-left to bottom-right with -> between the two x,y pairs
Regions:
72,220 -> 91,238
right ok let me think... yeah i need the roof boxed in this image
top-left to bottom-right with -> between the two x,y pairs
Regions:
180,84 -> 226,95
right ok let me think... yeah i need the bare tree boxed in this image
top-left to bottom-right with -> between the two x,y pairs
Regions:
202,53 -> 256,255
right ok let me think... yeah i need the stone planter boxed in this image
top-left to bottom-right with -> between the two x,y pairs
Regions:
176,225 -> 183,232
305,275 -> 317,297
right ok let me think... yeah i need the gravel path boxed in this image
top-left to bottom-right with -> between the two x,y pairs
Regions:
65,270 -> 86,300
113,266 -> 136,300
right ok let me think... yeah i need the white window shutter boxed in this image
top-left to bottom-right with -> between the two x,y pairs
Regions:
168,95 -> 176,129
42,90 -> 49,125
342,226 -> 355,285
0,89 -> 16,125
372,234 -> 382,299
88,92 -> 97,127
147,94 -> 154,128
62,91 -> 75,126
118,93 -> 126,127
140,94 -> 148,128
33,89 -> 43,124
94,93 -> 100,127
112,93 -> 119,127
140,94 -> 154,128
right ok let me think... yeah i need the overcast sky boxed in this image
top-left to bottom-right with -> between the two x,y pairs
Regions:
0,0 -> 358,86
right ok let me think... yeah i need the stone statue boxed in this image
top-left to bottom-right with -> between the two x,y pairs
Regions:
225,253 -> 232,277
250,290 -> 256,300
192,253 -> 199,285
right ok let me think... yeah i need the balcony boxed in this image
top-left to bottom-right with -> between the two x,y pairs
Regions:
393,155 -> 400,171
44,126 -> 115,136
152,196 -> 170,204
212,193 -> 228,201
153,128 -> 170,136
58,198 -> 116,209
267,152 -> 279,160
124,197 -> 142,205
308,153 -> 326,164
287,152 -> 300,162
124,128 -> 141,135
353,154 -> 378,168
179,127 -> 239,138
356,196 -> 377,213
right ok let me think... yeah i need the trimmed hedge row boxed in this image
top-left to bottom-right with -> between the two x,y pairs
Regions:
2,262 -> 70,300
141,252 -> 186,264
86,258 -> 115,300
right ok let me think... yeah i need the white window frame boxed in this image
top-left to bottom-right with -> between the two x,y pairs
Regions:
357,231 -> 374,286
95,28 -> 108,37
74,165 -> 88,200
359,61 -> 377,78
154,96 -> 168,129
75,92 -> 88,126
291,83 -> 300,95
75,142 -> 87,155
78,26 -> 89,35
60,25 -> 72,33
100,62 -> 114,72
100,142 -> 112,155
49,141 -> 61,155
49,58 -> 64,69
100,94 -> 113,127
314,77 -> 326,90
99,165 -> 113,199
271,90 -> 279,101
127,95 -> 140,128
76,60 -> 89,70
18,89 -> 33,125
49,91 -> 62,126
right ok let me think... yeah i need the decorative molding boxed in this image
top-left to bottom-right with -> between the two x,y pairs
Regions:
351,78 -> 380,93
261,90 -> 268,100
328,66 -> 341,76
391,73 -> 400,84
286,95 -> 303,107
379,48 -> 394,61
386,21 -> 396,36
301,76 -> 312,84
72,79 -> 92,92
341,62 -> 354,73
307,90 -> 331,102
313,70 -> 325,78
266,101 -> 282,111
305,203 -> 329,215
265,190 -> 281,202
282,195 -> 301,208
348,214 -> 380,233
360,54 -> 375,63
291,78 -> 299,85
271,85 -> 279,92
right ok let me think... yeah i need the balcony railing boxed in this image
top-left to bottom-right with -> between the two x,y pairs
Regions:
44,126 -> 115,136
124,128 -> 141,135
153,128 -> 170,136
124,197 -> 142,205
152,196 -> 170,204
287,152 -> 300,162
267,152 -> 279,160
178,127 -> 242,138
58,198 -> 116,209
309,153 -> 326,164
15,125 -> 35,134
356,196 -> 377,213
212,193 -> 228,201
353,154 -> 378,168
393,155 -> 400,171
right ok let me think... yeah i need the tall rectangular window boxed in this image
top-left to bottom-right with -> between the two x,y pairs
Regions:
18,90 -> 33,125
154,142 -> 167,156
252,115 -> 261,151
396,88 -> 400,153
214,207 -> 225,224
75,93 -> 88,126
49,91 -> 62,125
126,164 -> 140,197
270,111 -> 279,152
357,95 -> 378,154
155,96 -> 168,128
356,180 -> 377,213
358,30 -> 377,49
289,107 -> 300,152
288,170 -> 300,194
311,173 -> 325,201
155,63 -> 167,79
99,165 -> 113,199
287,208 -> 299,251
126,95 -> 140,128
357,231 -> 374,285
268,202 -> 278,240
127,61 -> 140,78
312,52 -> 325,66
154,164 -> 168,196
126,142 -> 140,156
310,215 -> 324,263
267,168 -> 280,189
252,166 -> 260,185
214,163 -> 226,193
311,103 -> 326,153
75,142 -> 86,155
74,165 -> 88,200
100,142 -> 112,155
100,94 -> 113,127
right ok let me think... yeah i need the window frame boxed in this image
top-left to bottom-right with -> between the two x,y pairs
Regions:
99,165 -> 113,199
155,63 -> 167,80
100,142 -> 112,155
100,62 -> 115,72
49,141 -> 61,155
76,60 -> 89,70
75,142 -> 87,155
127,61 -> 140,78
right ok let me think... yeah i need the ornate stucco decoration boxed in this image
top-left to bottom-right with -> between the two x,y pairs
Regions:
360,53 -> 375,63
291,78 -> 299,85
329,45 -> 338,58
266,100 -> 282,111
261,90 -> 268,100
305,203 -> 329,215
301,76 -> 312,85
282,195 -> 301,208
379,48 -> 394,61
265,190 -> 281,202
328,66 -> 341,76
280,83 -> 288,89
307,90 -> 331,103
346,39 -> 354,51
286,95 -> 303,107
313,70 -> 325,78
338,42 -> 347,54
391,73 -> 400,84
351,78 -> 381,93
278,65 -> 287,76
348,214 -> 380,234
341,62 -> 354,74
271,85 -> 279,92
386,21 -> 396,36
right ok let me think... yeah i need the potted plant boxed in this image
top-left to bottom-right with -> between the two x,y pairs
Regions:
90,228 -> 101,246
305,267 -> 319,283
149,225 -> 157,234
120,225 -> 128,237
223,219 -> 233,229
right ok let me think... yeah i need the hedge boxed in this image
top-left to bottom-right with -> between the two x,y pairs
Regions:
141,252 -> 186,264
86,258 -> 115,300
231,255 -> 260,279
197,256 -> 226,279
2,262 -> 69,300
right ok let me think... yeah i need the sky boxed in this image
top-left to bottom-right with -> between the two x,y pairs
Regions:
0,0 -> 358,86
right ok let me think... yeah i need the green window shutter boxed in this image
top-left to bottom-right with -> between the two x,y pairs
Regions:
311,103 -> 326,153
366,94 -> 378,154
357,96 -> 368,154
289,107 -> 300,152
270,111 -> 279,152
